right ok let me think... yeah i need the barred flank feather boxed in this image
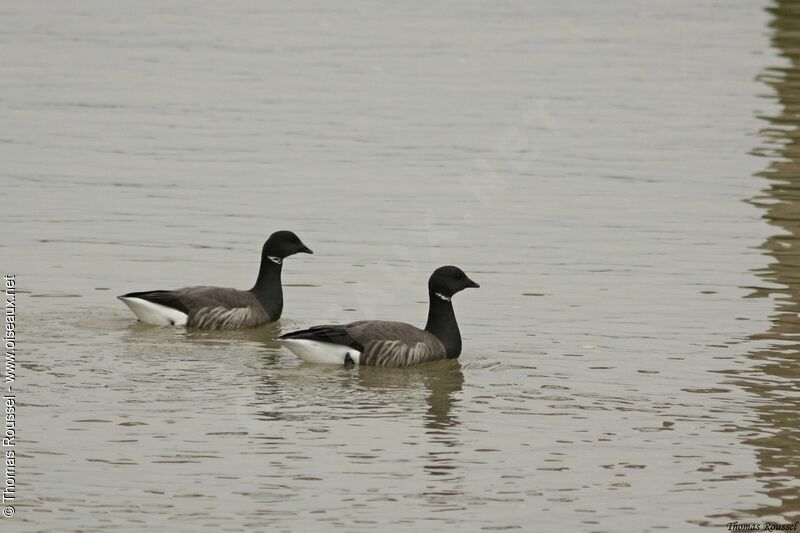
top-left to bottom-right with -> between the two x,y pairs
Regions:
359,339 -> 444,367
188,306 -> 265,330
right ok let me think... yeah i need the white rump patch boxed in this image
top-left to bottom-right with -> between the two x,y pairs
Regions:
279,339 -> 361,365
118,297 -> 188,326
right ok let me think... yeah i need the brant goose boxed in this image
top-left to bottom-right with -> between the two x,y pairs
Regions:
279,266 -> 478,367
118,230 -> 312,329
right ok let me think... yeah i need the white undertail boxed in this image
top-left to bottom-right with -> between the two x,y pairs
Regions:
279,339 -> 361,365
118,297 -> 188,326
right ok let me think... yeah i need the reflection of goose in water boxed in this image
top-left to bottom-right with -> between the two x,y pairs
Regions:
120,318 -> 283,359
251,358 -> 463,423
739,0 -> 800,519
250,358 -> 465,480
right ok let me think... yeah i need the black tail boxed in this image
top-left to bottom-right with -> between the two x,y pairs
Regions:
119,290 -> 189,314
279,325 -> 364,351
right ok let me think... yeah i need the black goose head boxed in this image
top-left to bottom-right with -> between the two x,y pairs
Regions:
262,231 -> 313,260
429,265 -> 480,299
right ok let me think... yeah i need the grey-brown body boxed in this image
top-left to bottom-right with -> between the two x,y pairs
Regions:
347,320 -> 447,366
174,286 -> 270,329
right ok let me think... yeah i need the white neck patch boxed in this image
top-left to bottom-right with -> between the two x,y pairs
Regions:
435,292 -> 451,301
268,256 -> 282,265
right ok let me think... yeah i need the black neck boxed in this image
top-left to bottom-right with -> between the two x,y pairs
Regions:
249,255 -> 283,319
424,289 -> 462,358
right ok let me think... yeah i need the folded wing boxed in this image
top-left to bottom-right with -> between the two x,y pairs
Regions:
121,286 -> 268,329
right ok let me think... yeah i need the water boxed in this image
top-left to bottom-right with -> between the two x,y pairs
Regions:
2,0 -> 799,530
